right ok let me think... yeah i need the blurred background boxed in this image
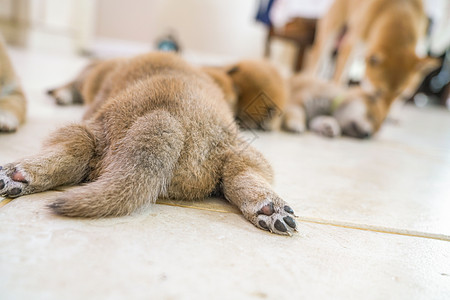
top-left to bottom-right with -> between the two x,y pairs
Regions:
0,0 -> 449,106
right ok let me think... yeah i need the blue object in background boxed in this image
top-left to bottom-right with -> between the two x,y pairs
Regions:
156,34 -> 181,53
255,0 -> 275,26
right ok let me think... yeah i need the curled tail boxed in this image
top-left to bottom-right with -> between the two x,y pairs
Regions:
49,110 -> 184,217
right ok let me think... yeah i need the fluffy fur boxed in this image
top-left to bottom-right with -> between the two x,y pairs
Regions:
202,60 -> 287,131
0,36 -> 26,132
1,52 -> 297,235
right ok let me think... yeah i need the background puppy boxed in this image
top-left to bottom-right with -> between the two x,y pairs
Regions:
201,66 -> 238,113
308,0 -> 438,100
283,74 -> 388,139
203,60 -> 287,131
2,52 -> 297,235
0,36 -> 26,132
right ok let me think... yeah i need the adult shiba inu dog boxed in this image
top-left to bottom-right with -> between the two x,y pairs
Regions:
308,0 -> 438,100
0,36 -> 26,132
283,74 -> 388,139
1,52 -> 297,235
202,60 -> 287,131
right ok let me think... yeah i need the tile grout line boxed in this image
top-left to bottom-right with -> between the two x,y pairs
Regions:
0,198 -> 13,208
297,216 -> 450,242
2,198 -> 449,241
157,203 -> 450,242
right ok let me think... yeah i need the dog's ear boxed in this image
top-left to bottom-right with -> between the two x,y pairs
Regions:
227,65 -> 240,75
415,56 -> 441,75
366,53 -> 384,67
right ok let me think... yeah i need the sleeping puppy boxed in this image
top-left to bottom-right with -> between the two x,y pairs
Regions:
201,66 -> 238,112
0,36 -> 26,132
202,60 -> 287,131
1,52 -> 297,235
283,74 -> 388,139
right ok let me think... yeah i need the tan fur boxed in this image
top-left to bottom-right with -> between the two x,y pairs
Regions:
284,73 -> 389,138
308,0 -> 438,102
201,60 -> 287,131
0,36 -> 26,132
1,52 -> 297,235
201,66 -> 238,112
228,60 -> 287,131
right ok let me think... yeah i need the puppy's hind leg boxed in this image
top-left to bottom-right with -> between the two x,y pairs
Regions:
0,123 -> 98,197
49,110 -> 184,218
221,143 -> 297,235
47,60 -> 100,105
47,82 -> 82,105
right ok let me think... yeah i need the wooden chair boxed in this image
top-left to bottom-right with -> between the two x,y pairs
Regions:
265,17 -> 317,71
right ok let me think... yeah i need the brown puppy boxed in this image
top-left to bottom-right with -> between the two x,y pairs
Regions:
308,0 -> 438,98
0,36 -> 26,132
201,66 -> 238,112
1,52 -> 297,235
283,74 -> 388,139
202,60 -> 287,131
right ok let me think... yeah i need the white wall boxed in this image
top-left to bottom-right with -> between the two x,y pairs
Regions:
94,0 -> 267,59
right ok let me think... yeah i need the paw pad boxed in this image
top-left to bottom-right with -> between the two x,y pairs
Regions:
258,202 -> 274,215
255,200 -> 297,235
0,165 -> 29,198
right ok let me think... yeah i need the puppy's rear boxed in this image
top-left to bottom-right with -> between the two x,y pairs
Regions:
50,53 -> 235,217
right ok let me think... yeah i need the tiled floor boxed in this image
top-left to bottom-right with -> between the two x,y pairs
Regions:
1,47 -> 449,300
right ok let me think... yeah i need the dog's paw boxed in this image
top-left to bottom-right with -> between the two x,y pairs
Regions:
245,195 -> 297,235
0,165 -> 30,198
309,116 -> 341,138
0,111 -> 20,132
47,87 -> 74,105
283,118 -> 306,134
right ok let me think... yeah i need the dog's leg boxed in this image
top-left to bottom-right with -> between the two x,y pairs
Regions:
282,104 -> 306,133
0,38 -> 26,132
333,32 -> 357,84
307,0 -> 347,78
47,60 -> 101,106
47,81 -> 82,105
48,110 -> 184,218
0,92 -> 26,132
308,33 -> 340,79
0,123 -> 98,197
221,143 -> 297,235
309,115 -> 341,138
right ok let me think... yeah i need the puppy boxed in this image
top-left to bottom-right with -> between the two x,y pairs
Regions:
202,60 -> 287,131
1,52 -> 297,235
283,74 -> 388,139
201,66 -> 238,112
308,0 -> 438,99
0,36 -> 26,132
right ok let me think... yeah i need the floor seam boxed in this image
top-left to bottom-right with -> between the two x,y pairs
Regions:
2,198 -> 449,241
156,202 -> 450,242
297,217 -> 450,242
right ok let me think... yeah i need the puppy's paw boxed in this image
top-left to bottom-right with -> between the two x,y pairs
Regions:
309,116 -> 341,138
0,111 -> 20,132
244,194 -> 297,235
47,87 -> 74,105
283,118 -> 306,134
0,165 -> 31,198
